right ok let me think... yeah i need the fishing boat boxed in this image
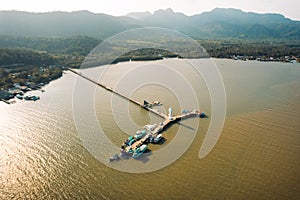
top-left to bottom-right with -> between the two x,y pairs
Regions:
16,94 -> 23,100
24,95 -> 40,101
123,135 -> 136,147
134,130 -> 146,140
132,144 -> 147,159
128,136 -> 135,146
109,154 -> 120,162
150,134 -> 163,143
198,112 -> 206,118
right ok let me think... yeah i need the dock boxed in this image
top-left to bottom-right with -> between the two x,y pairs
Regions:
68,68 -> 206,159
124,110 -> 203,152
69,68 -> 167,119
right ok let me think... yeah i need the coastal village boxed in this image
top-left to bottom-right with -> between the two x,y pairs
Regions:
0,64 -> 63,104
231,55 -> 300,62
1,54 -> 299,105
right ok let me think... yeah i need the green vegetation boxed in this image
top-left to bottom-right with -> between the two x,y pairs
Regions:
199,39 -> 300,59
1,9 -> 300,40
0,64 -> 63,90
1,36 -> 299,102
112,48 -> 179,64
0,35 -> 100,55
0,48 -> 55,65
1,36 -> 299,69
1,8 -> 299,102
0,36 -> 100,68
0,48 -> 62,91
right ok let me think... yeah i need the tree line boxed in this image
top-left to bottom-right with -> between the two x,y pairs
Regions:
1,36 -> 300,69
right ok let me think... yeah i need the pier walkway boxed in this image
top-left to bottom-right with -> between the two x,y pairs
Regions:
69,68 -> 167,119
69,68 -> 206,156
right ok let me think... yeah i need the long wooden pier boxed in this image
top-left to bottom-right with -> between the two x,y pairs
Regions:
68,68 -> 167,119
68,68 -> 205,158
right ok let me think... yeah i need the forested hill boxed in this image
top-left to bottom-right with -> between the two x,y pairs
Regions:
0,8 -> 299,40
0,10 -> 139,38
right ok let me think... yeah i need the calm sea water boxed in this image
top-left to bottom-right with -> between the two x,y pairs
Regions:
1,58 -> 300,199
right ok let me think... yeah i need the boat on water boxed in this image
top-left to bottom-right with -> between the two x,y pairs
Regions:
123,135 -> 135,147
24,95 -> 40,101
132,144 -> 147,159
134,130 -> 146,140
126,148 -> 134,154
109,154 -> 120,162
198,112 -> 206,118
16,94 -> 23,100
115,107 -> 206,160
150,134 -> 163,143
128,136 -> 136,146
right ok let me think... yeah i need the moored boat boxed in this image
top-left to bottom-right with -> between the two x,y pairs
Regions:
150,134 -> 163,143
134,130 -> 146,140
132,144 -> 147,159
24,95 -> 40,101
198,112 -> 206,118
16,94 -> 23,100
109,154 -> 120,162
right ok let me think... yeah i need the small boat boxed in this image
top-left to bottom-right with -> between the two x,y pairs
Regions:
132,144 -> 147,159
31,96 -> 40,101
24,95 -> 40,101
120,149 -> 127,158
124,135 -> 135,146
150,134 -> 163,143
109,154 -> 120,162
152,101 -> 162,106
16,94 -> 23,100
24,95 -> 30,100
126,148 -> 134,154
128,136 -> 136,146
134,130 -> 146,140
198,112 -> 206,118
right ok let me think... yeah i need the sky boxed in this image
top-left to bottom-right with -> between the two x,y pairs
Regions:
1,0 -> 300,20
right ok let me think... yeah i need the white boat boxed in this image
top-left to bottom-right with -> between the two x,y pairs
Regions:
150,134 -> 163,143
16,94 -> 23,100
134,130 -> 146,140
132,144 -> 147,159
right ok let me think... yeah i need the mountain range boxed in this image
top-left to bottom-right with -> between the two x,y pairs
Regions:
0,8 -> 299,40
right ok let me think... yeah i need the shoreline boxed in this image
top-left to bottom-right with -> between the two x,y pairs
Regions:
0,64 -> 64,104
81,55 -> 300,69
2,57 -> 298,105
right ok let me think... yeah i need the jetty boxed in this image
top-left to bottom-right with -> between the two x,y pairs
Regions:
123,109 -> 205,153
68,68 -> 206,160
69,68 -> 167,119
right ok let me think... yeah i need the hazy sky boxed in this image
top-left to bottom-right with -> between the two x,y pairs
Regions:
1,0 -> 300,20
